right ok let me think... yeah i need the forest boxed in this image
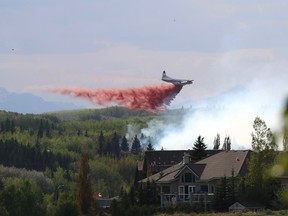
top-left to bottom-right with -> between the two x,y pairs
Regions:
0,107 -> 157,215
0,103 -> 288,216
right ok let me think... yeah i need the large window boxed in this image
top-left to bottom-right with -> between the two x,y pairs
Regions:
181,173 -> 196,183
178,186 -> 191,200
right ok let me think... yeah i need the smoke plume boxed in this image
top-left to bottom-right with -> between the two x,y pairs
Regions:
48,84 -> 182,112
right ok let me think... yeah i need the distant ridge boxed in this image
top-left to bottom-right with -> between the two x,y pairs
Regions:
0,87 -> 79,114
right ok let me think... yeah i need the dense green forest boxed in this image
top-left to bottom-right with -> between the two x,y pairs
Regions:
0,106 -> 167,215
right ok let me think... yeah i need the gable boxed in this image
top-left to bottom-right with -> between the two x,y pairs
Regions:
175,164 -> 206,180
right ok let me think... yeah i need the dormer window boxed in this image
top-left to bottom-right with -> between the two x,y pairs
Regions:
181,173 -> 195,183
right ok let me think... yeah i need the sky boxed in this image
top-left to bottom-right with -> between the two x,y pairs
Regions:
1,0 -> 288,150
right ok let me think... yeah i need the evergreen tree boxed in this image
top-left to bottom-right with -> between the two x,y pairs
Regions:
0,122 -> 4,132
84,130 -> 88,137
5,118 -> 11,132
37,120 -> 44,139
214,176 -> 228,211
131,135 -> 141,155
120,136 -> 129,152
111,132 -> 120,159
214,174 -> 237,212
147,141 -> 154,151
105,141 -> 113,156
213,133 -> 220,150
192,136 -> 207,160
76,154 -> 93,215
98,131 -> 105,156
45,124 -> 51,138
11,120 -> 16,133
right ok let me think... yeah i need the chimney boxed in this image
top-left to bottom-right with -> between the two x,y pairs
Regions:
183,152 -> 191,164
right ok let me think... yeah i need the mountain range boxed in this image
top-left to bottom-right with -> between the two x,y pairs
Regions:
0,87 -> 79,114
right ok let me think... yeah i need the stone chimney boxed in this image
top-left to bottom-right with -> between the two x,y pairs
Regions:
183,152 -> 191,164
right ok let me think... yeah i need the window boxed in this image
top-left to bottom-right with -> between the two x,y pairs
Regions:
178,186 -> 184,200
181,173 -> 195,183
189,186 -> 196,194
179,186 -> 191,200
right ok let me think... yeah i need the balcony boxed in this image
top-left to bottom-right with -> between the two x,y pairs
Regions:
160,192 -> 214,208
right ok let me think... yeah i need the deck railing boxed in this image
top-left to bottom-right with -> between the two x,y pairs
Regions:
160,192 -> 214,208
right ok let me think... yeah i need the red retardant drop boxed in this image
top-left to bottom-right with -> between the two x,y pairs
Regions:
49,84 -> 183,112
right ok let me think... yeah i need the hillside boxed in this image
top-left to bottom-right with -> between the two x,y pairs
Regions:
0,106 -> 162,199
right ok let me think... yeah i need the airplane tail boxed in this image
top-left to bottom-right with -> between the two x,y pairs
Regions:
162,71 -> 167,79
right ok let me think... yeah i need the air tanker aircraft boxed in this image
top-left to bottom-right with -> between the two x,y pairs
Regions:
161,71 -> 193,86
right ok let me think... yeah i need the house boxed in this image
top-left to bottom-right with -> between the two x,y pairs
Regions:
139,150 -> 250,207
135,150 -> 221,183
229,202 -> 265,212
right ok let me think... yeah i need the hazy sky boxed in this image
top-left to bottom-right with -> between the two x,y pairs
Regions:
1,1 -> 288,149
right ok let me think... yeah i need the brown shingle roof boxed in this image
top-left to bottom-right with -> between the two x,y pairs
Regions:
142,150 -> 221,175
195,150 -> 250,181
142,162 -> 183,183
139,150 -> 250,184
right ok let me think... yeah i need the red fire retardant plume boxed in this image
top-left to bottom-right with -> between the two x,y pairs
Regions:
49,84 -> 183,112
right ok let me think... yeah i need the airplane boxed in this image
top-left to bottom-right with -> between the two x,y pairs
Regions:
161,71 -> 193,86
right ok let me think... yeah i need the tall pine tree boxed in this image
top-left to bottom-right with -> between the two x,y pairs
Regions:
121,136 -> 129,152
76,154 -> 93,215
192,136 -> 207,161
131,135 -> 141,155
111,132 -> 120,159
98,131 -> 105,156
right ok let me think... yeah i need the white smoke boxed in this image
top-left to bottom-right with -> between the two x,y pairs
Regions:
140,85 -> 286,150
125,124 -> 141,144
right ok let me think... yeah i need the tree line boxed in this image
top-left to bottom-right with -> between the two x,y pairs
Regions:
0,138 -> 72,171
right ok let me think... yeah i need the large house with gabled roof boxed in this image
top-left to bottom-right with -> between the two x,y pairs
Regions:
135,149 -> 221,183
139,150 -> 251,207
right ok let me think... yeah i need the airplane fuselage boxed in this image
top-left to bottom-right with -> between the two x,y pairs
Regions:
161,71 -> 193,86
